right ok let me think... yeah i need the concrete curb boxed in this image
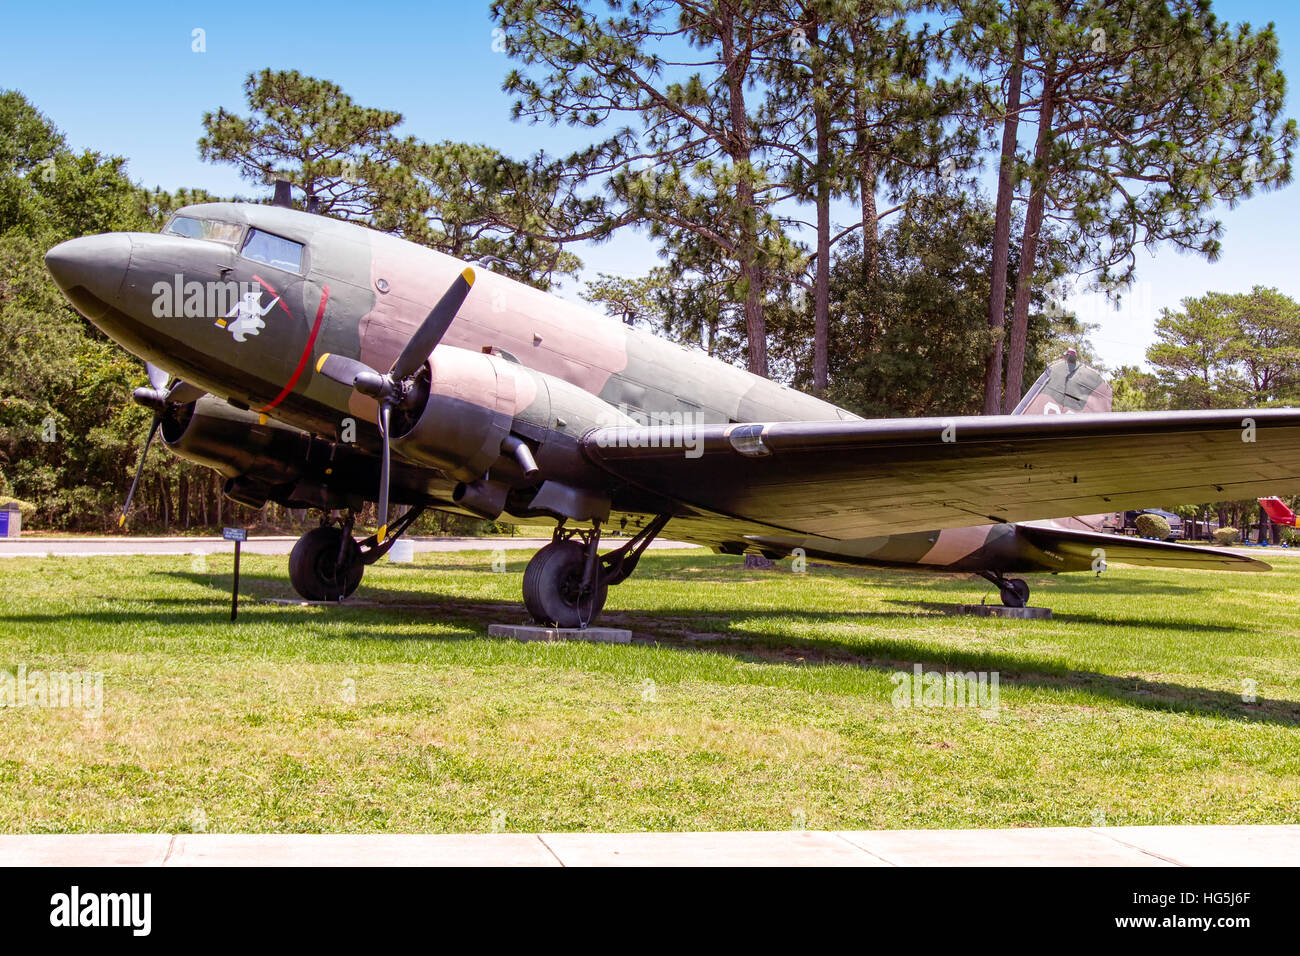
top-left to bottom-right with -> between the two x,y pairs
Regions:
1,826 -> 1295,867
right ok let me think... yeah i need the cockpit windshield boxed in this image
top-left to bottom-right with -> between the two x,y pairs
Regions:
163,216 -> 243,244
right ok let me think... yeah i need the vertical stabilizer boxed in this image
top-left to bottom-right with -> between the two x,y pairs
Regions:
1012,349 -> 1112,415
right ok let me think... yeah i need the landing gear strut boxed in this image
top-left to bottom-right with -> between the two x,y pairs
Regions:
978,571 -> 1031,608
522,515 -> 670,628
288,506 -> 426,602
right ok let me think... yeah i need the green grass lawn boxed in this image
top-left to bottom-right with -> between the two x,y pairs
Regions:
0,547 -> 1297,833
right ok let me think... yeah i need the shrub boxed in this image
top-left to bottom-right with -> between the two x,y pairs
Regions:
0,497 -> 37,521
1213,527 -> 1241,546
1135,513 -> 1171,540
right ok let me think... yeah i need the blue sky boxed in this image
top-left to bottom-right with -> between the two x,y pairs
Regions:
2,0 -> 1296,371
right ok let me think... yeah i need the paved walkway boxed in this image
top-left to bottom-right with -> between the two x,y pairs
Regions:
0,536 -> 698,558
1,826 -> 1294,866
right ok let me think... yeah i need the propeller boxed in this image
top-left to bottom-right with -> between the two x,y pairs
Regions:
120,362 -> 204,527
315,267 -> 475,540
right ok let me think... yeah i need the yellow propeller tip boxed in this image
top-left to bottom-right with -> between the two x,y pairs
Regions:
118,514 -> 126,527
461,267 -> 475,287
315,353 -> 331,373
378,525 -> 388,541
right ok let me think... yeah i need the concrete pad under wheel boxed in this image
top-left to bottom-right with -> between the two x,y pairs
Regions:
955,604 -> 1052,619
489,623 -> 631,643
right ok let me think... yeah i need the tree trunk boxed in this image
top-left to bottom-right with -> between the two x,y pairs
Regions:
854,105 -> 879,281
847,22 -> 879,283
861,158 -> 878,275
721,6 -> 767,378
813,33 -> 831,396
740,260 -> 767,377
984,33 -> 1024,415
1004,59 -> 1056,413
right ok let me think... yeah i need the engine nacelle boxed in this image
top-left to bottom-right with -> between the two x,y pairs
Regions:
389,348 -> 517,483
387,345 -> 638,520
161,396 -> 309,482
160,395 -> 373,511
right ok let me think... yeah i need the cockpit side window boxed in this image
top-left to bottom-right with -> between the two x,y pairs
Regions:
163,215 -> 243,244
241,228 -> 305,274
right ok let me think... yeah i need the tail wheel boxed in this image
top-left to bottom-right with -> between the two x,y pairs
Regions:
289,526 -> 364,601
523,540 -> 607,628
1000,578 -> 1030,608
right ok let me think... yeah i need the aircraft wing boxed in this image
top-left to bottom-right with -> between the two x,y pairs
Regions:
1016,521 -> 1270,572
581,408 -> 1300,539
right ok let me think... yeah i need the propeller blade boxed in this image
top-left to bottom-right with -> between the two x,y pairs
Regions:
166,380 -> 205,404
145,362 -> 169,391
316,352 -> 378,389
120,416 -> 161,527
376,401 -> 392,541
389,267 -> 475,381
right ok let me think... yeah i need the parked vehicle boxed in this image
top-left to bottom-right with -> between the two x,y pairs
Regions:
1106,509 -> 1182,541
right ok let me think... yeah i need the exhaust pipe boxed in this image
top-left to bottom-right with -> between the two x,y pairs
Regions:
501,434 -> 539,478
453,479 -> 509,519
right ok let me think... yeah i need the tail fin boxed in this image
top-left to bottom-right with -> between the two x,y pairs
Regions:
1258,497 -> 1296,526
1012,349 -> 1112,415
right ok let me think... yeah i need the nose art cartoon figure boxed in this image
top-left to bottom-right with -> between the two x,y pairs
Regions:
220,290 -> 279,343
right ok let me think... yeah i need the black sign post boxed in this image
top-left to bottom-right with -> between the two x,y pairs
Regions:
223,527 -> 247,621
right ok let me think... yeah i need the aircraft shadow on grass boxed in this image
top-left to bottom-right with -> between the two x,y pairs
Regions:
12,566 -> 1282,727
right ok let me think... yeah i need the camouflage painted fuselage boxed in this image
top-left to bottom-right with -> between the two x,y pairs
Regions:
51,202 -> 1231,577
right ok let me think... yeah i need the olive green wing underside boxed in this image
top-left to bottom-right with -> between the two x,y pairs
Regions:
582,410 -> 1300,540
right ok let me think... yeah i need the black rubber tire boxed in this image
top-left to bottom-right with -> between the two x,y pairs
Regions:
289,526 -> 363,601
522,540 -> 608,627
1000,578 -> 1030,608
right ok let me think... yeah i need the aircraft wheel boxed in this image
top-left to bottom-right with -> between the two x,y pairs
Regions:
289,526 -> 363,601
1000,578 -> 1030,608
523,540 -> 607,627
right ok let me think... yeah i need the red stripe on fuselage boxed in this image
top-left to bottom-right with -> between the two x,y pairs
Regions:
258,283 -> 330,413
251,275 -> 296,319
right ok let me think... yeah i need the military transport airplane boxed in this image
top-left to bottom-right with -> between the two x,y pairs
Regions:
44,193 -> 1299,626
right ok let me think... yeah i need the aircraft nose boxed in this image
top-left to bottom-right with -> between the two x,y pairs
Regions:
44,233 -> 132,314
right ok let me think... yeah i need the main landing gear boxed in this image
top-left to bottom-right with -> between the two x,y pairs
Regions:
978,571 -> 1031,608
288,506 -> 425,602
522,515 -> 671,628
289,525 -> 363,601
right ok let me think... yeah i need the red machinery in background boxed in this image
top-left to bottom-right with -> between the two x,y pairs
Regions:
1258,497 -> 1298,527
